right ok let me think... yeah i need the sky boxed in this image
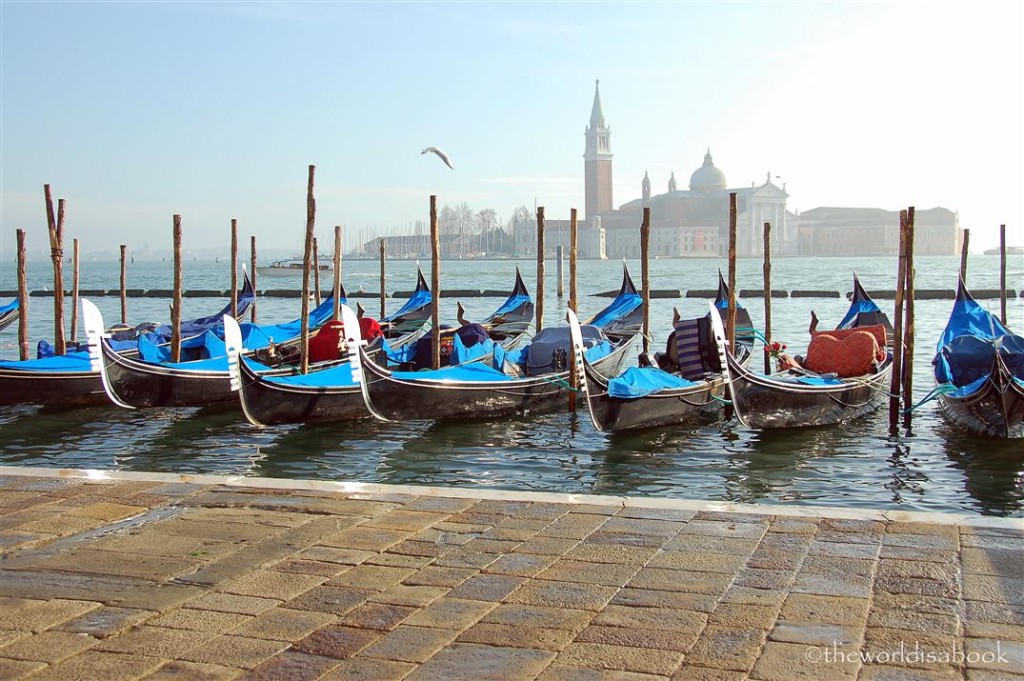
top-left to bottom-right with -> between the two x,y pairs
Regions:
1,1 -> 1021,257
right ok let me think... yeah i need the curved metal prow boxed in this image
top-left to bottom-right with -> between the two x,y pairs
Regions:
340,303 -> 391,422
567,308 -> 602,432
82,299 -> 135,410
223,314 -> 265,428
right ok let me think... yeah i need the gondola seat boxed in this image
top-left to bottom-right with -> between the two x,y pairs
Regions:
804,328 -> 883,378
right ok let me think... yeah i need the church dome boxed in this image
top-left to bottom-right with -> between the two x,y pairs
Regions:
689,149 -> 727,194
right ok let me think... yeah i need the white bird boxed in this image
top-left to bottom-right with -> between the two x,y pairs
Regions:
421,146 -> 454,170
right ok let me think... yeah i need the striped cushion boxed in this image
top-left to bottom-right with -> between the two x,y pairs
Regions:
675,319 -> 706,379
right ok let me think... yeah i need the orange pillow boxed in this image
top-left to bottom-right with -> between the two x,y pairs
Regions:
804,330 -> 880,377
812,324 -> 887,362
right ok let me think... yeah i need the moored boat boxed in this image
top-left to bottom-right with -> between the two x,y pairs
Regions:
224,269 -> 537,426
0,275 -> 255,408
721,275 -> 894,429
933,279 -> 1024,438
0,299 -> 18,333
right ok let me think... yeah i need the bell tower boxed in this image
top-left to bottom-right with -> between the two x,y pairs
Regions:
584,80 -> 613,220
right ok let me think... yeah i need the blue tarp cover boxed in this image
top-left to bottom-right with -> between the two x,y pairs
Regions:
385,282 -> 432,323
607,367 -> 696,399
0,351 -> 92,373
586,293 -> 642,329
393,362 -> 512,383
259,360 -> 358,388
0,299 -> 17,315
937,295 -> 1010,350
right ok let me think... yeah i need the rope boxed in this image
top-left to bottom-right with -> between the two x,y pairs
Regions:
903,383 -> 957,414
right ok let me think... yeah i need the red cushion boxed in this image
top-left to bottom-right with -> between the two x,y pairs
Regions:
309,321 -> 345,363
804,330 -> 880,377
812,324 -> 887,361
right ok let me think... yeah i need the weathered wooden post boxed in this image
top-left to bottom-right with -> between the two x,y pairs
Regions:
569,208 -> 578,313
171,215 -> 183,363
333,225 -> 343,321
556,246 -> 564,299
312,236 -> 322,307
250,235 -> 258,322
762,222 -> 772,374
70,239 -> 80,343
536,207 -> 545,332
16,229 -> 29,360
379,238 -> 386,319
568,208 -> 579,411
640,207 -> 651,355
230,219 -> 238,319
727,192 -> 738,355
299,165 -> 316,374
889,210 -> 909,433
999,224 -> 1007,325
431,195 -> 441,370
44,186 -> 67,355
119,244 -> 128,325
903,207 -> 916,430
959,228 -> 970,283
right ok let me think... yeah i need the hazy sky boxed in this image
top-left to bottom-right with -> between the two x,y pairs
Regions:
2,1 -> 1021,256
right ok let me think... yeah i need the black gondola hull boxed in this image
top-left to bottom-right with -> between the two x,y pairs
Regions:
0,370 -> 106,407
363,338 -> 635,422
100,341 -> 235,408
236,358 -> 364,426
582,362 -> 727,432
726,352 -> 892,429
937,375 -> 1024,439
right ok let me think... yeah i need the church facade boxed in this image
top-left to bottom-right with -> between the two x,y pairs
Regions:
512,81 -> 962,258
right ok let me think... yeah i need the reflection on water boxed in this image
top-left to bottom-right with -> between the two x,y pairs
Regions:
2,255 -> 1022,517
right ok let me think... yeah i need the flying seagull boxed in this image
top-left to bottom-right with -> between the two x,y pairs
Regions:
421,146 -> 454,170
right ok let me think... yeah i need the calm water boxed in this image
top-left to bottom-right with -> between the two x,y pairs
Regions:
1,254 -> 1022,517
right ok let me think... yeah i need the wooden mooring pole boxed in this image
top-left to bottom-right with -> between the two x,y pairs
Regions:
556,246 -> 564,299
250,235 -> 258,322
119,244 -> 128,325
999,224 -> 1007,325
889,210 -> 909,433
568,208 -> 578,413
230,219 -> 238,319
171,215 -> 183,363
333,225 -> 343,321
959,228 -> 970,283
569,209 -> 578,313
762,222 -> 772,374
536,207 -> 545,333
902,207 -> 916,430
299,165 -> 316,374
16,229 -> 29,361
430,196 -> 441,370
312,236 -> 322,307
727,192 -> 738,355
70,239 -> 80,343
379,238 -> 386,319
640,207 -> 651,355
44,186 -> 67,355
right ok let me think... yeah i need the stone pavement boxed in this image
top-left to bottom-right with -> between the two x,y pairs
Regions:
0,467 -> 1021,681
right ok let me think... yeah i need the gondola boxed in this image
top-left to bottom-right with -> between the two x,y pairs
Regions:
477,265 -> 534,337
585,263 -> 643,340
0,274 -> 255,407
381,268 -> 432,336
224,270 -> 537,426
933,279 -> 1023,438
571,303 -> 744,433
720,275 -> 894,429
0,299 -> 18,333
88,291 -> 342,409
357,321 -> 637,423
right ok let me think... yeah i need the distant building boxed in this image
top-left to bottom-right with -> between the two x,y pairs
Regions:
564,81 -> 962,258
797,207 -> 963,256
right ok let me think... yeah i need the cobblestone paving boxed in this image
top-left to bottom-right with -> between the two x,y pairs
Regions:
1,470 -> 1021,680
